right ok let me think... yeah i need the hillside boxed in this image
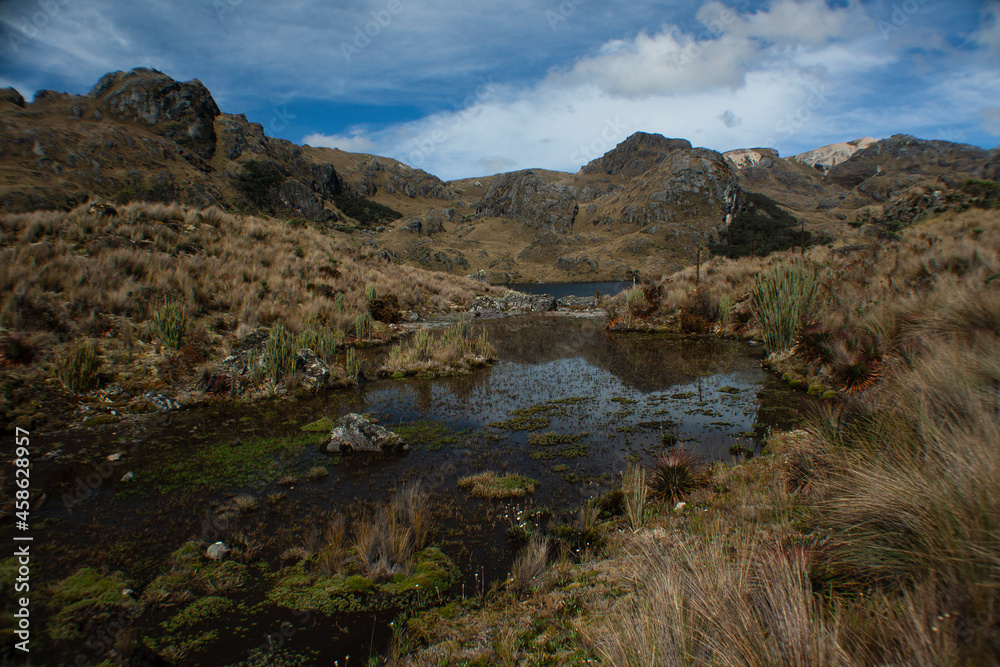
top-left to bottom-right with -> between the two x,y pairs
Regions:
4,69 -> 997,285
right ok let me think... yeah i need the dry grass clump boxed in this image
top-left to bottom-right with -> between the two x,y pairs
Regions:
345,483 -> 434,579
508,535 -> 549,593
381,318 -> 496,377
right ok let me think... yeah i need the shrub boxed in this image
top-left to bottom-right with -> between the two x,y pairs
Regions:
332,193 -> 402,227
750,263 -> 820,353
368,294 -> 401,323
152,302 -> 187,349
60,341 -> 102,392
680,288 -> 719,333
0,333 -> 35,366
711,191 -> 825,258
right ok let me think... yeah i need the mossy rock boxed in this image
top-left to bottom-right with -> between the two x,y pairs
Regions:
822,390 -> 839,400
379,548 -> 459,596
807,384 -> 826,396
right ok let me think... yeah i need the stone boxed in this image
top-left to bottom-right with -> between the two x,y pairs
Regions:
120,471 -> 134,482
206,541 -> 229,561
106,453 -> 122,462
277,179 -> 325,220
143,391 -> 181,411
295,348 -> 331,389
326,413 -> 409,454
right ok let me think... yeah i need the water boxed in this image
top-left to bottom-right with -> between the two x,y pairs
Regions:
508,280 -> 632,300
15,316 -> 807,665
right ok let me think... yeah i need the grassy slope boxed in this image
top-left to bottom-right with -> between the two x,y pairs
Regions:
0,201 -> 503,431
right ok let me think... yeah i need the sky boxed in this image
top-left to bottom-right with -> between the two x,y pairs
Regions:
1,0 -> 997,180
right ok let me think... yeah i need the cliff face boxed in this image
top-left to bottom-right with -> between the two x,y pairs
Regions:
475,170 -> 579,232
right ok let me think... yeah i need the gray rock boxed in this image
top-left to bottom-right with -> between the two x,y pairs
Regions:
143,391 -> 180,411
556,295 -> 598,309
278,179 -> 324,220
556,254 -> 599,272
295,348 -> 330,389
326,413 -> 409,454
466,269 -> 489,283
470,291 -> 556,315
475,170 -> 578,232
206,541 -> 229,561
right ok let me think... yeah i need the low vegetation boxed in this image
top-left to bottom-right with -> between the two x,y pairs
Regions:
380,318 -> 496,377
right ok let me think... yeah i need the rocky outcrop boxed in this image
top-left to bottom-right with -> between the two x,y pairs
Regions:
89,68 -> 221,161
278,180 -> 325,219
582,132 -> 691,179
470,291 -> 556,315
476,170 -> 578,232
604,148 -> 741,228
791,138 -> 877,172
400,207 -> 458,235
556,295 -> 598,309
326,413 -> 409,453
826,134 -> 989,195
358,158 -> 456,200
0,88 -> 24,107
556,254 -> 599,273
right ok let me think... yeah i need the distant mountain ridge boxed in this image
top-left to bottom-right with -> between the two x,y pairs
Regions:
2,68 -> 997,282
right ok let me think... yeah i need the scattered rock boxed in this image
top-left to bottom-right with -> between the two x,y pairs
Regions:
325,413 -> 409,454
206,541 -> 229,561
469,291 -> 556,316
143,391 -> 181,411
466,269 -> 489,283
120,471 -> 134,482
295,348 -> 330,389
106,453 -> 122,462
556,295 -> 598,309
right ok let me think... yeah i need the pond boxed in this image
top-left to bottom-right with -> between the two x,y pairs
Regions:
13,316 -> 808,665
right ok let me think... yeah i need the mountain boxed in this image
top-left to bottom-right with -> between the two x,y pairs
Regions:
2,68 -> 997,282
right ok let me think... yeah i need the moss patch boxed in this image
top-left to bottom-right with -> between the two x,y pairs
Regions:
379,548 -> 459,595
46,568 -> 134,642
301,416 -> 336,432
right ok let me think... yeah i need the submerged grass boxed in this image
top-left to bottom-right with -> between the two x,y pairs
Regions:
458,472 -> 540,498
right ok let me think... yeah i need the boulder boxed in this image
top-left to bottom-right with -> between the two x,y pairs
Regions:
295,348 -> 331,389
206,541 -> 229,561
466,269 -> 489,283
326,413 -> 409,453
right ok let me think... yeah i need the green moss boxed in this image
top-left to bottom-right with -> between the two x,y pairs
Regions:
670,392 -> 696,399
46,568 -> 134,642
807,384 -> 826,396
162,596 -> 234,634
718,386 -> 741,394
379,548 -> 459,596
135,432 -> 327,493
392,420 -> 466,451
822,390 -> 839,400
301,417 -> 336,432
267,562 -> 367,614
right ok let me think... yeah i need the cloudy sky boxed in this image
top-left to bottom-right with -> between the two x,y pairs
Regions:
1,0 -> 997,180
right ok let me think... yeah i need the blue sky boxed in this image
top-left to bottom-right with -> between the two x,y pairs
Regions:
1,0 -> 997,180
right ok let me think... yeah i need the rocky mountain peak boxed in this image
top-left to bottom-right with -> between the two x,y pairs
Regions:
475,169 -> 578,232
581,132 -> 692,178
89,67 -> 221,160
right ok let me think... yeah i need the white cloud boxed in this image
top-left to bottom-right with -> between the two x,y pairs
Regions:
974,1 -> 1000,57
303,0 -> 897,178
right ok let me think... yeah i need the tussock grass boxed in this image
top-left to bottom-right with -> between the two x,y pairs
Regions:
458,472 -> 539,498
381,319 -> 496,377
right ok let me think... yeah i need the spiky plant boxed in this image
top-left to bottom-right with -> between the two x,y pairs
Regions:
0,333 -> 35,366
750,263 -> 820,353
650,450 -> 703,502
152,302 -> 187,349
59,341 -> 102,393
264,324 -> 296,384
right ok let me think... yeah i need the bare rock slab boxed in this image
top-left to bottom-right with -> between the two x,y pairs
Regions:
326,413 -> 409,454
